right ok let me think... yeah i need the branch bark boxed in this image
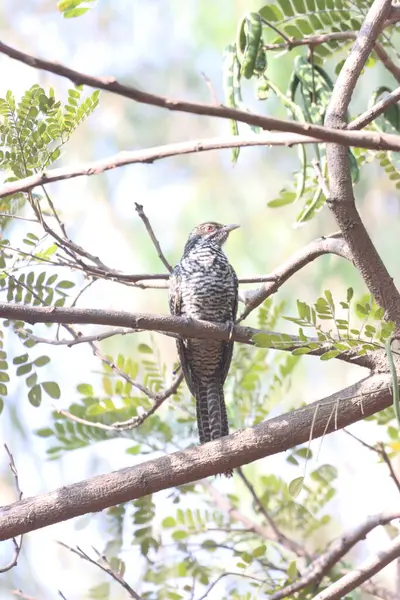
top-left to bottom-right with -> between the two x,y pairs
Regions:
0,302 -> 375,369
0,372 -> 394,541
324,0 -> 400,326
314,534 -> 400,600
239,233 -> 352,320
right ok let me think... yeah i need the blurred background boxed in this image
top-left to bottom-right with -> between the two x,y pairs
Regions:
0,0 -> 400,598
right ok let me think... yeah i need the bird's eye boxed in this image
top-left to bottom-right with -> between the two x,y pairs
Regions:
206,224 -> 215,232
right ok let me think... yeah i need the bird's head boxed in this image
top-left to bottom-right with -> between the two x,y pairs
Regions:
188,222 -> 240,247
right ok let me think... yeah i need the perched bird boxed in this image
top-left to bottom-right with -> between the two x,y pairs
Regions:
169,221 -> 239,458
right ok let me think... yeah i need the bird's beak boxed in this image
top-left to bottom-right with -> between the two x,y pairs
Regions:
222,224 -> 240,233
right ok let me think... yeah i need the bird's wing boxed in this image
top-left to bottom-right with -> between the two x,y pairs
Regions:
220,267 -> 239,384
169,268 -> 196,396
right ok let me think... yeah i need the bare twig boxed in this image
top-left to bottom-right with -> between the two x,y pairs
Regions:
378,442 -> 400,495
360,581 -> 399,600
58,542 -> 143,600
312,160 -> 331,198
348,86 -> 400,131
0,371 -> 396,541
56,372 -> 183,432
134,203 -> 172,272
201,72 -> 220,106
313,534 -> 400,600
374,42 -> 400,85
236,467 -> 308,559
19,327 -> 137,347
204,480 -> 309,559
0,445 -> 23,573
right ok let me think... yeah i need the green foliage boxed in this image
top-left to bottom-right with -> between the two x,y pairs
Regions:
0,84 -> 99,227
223,3 -> 398,225
254,288 -> 395,360
57,0 -> 98,18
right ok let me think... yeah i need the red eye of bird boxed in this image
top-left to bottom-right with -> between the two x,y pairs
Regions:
206,224 -> 215,232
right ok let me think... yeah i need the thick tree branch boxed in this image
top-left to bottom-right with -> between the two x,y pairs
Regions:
314,534 -> 400,600
325,0 -> 400,326
0,372 -> 394,541
239,233 -> 352,320
0,303 -> 376,369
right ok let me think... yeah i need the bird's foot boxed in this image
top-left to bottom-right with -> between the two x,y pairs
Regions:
226,319 -> 235,342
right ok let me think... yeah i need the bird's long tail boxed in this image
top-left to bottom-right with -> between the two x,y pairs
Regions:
195,379 -> 232,477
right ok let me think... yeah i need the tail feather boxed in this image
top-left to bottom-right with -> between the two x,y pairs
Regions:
195,380 -> 232,477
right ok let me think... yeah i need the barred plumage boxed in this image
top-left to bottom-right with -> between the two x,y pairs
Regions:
169,222 -> 239,475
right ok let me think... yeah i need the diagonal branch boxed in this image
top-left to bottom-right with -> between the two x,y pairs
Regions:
58,542 -> 143,600
324,0 -> 400,326
0,371 -> 395,541
314,534 -> 400,600
348,85 -> 400,131
238,233 -> 352,321
267,512 -> 400,600
134,203 -> 172,273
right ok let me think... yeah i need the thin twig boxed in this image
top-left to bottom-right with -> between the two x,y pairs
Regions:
312,160 -> 331,198
0,445 -> 23,573
236,467 -> 308,559
348,85 -> 400,130
58,542 -> 143,600
134,203 -> 172,273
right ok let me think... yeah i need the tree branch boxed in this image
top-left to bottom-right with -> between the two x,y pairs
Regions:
134,203 -> 172,273
314,534 -> 400,600
324,0 -> 400,326
0,302 -> 376,369
58,542 -> 143,600
2,127 -> 400,199
0,371 -> 394,541
348,85 -> 400,131
267,512 -> 400,600
239,233 -> 352,320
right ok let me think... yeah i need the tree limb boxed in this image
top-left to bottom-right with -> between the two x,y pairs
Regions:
238,233 -> 353,320
0,302 -> 376,369
3,127 -> 400,199
324,0 -> 400,326
0,371 -> 394,541
267,512 -> 400,600
314,534 -> 400,600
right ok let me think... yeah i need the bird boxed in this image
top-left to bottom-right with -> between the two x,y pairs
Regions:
169,222 -> 239,471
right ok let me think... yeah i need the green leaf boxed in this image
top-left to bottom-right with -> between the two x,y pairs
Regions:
56,280 -> 75,289
77,383 -> 94,395
162,516 -> 176,528
16,363 -> 32,376
0,397 -> 3,413
34,355 -> 50,367
28,384 -> 42,407
138,343 -> 153,354
42,381 -> 61,399
288,476 -> 304,498
252,544 -> 266,558
320,350 -> 340,360
36,427 -> 54,437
